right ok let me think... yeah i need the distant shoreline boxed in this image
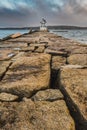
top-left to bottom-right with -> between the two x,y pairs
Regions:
1,25 -> 87,30
0,28 -> 29,30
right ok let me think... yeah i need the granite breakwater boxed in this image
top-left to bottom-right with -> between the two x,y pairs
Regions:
0,30 -> 87,130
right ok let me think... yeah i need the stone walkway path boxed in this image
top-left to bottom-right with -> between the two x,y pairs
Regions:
0,31 -> 87,130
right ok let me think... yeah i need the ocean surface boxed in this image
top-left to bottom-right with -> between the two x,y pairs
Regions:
0,29 -> 29,39
0,29 -> 87,44
50,29 -> 87,44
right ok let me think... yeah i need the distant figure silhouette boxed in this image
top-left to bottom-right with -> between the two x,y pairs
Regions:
40,18 -> 47,27
40,18 -> 48,31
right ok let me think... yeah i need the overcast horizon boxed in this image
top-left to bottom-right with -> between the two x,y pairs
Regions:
0,0 -> 87,27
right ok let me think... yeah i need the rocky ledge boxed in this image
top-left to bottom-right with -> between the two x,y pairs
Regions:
0,31 -> 87,130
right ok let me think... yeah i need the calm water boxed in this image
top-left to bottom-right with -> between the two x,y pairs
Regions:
0,29 -> 87,44
51,29 -> 87,44
0,29 -> 29,39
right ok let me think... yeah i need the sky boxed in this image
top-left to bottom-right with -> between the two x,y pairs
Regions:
0,0 -> 87,27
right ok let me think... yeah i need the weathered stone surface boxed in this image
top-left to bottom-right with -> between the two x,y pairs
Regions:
32,89 -> 64,101
39,41 -> 48,45
0,42 -> 27,49
49,42 -> 87,55
45,48 -> 67,56
52,56 -> 66,69
11,52 -> 25,61
0,54 -> 51,97
11,33 -> 21,38
60,65 -> 85,69
0,49 -> 15,61
59,65 -> 87,128
8,37 -> 40,42
30,43 -> 46,47
68,54 -> 87,66
0,93 -> 18,102
35,46 -> 45,53
20,46 -> 35,52
1,33 -> 21,41
0,61 -> 11,80
71,46 -> 87,54
0,99 -> 75,130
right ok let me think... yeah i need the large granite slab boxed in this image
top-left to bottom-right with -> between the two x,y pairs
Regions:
59,65 -> 87,129
0,54 -> 51,97
0,99 -> 75,130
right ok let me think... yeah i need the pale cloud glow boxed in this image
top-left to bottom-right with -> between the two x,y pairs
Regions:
0,0 -> 15,10
0,0 -> 87,27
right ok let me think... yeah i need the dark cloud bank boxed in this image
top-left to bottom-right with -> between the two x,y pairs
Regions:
0,0 -> 87,27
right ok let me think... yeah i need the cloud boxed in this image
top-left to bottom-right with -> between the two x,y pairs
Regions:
0,0 -> 87,27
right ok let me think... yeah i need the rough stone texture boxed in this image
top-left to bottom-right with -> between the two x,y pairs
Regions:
45,48 -> 67,56
0,61 -> 11,80
11,52 -> 25,61
32,89 -> 64,101
59,66 -> 87,128
71,46 -> 87,54
52,56 -> 66,69
20,46 -> 35,52
0,54 -> 51,97
48,41 -> 87,55
0,49 -> 15,61
30,43 -> 46,47
68,54 -> 87,66
35,46 -> 45,53
0,42 -> 27,49
11,33 -> 21,38
0,99 -> 75,130
0,93 -> 18,102
60,65 -> 85,69
1,31 -> 87,130
8,37 -> 40,43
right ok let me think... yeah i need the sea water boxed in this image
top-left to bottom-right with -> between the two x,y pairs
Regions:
0,29 -> 29,39
50,29 -> 87,44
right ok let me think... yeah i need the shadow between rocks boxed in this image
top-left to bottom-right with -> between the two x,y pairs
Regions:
59,85 -> 87,130
50,66 -> 87,130
50,69 -> 60,89
0,62 -> 12,81
57,70 -> 87,130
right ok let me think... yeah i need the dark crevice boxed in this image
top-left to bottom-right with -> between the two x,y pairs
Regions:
50,64 -> 87,130
66,56 -> 69,64
50,69 -> 60,89
0,62 -> 13,81
56,70 -> 87,130
32,46 -> 38,52
59,86 -> 87,130
50,55 -> 55,89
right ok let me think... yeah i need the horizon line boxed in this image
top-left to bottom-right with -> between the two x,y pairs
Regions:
0,25 -> 87,28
